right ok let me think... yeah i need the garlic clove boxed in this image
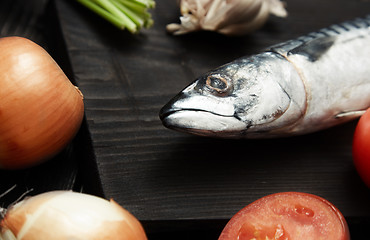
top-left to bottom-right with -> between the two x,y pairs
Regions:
167,0 -> 288,36
217,0 -> 270,36
213,0 -> 263,31
267,0 -> 288,17
166,14 -> 201,35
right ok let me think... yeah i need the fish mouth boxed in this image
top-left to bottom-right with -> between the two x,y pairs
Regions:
159,107 -> 247,137
159,107 -> 234,121
159,88 -> 244,137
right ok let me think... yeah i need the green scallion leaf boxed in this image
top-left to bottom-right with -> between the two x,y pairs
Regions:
76,0 -> 155,33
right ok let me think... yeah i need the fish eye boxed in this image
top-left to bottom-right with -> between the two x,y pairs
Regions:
206,75 -> 231,95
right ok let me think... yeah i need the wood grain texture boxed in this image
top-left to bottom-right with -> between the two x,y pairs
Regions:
53,0 -> 370,234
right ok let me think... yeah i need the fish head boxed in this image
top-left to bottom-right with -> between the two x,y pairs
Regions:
159,52 -> 305,138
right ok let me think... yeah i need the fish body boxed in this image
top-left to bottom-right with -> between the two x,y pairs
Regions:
160,16 -> 370,138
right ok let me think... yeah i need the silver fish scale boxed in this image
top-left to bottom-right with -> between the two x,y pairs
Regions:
160,15 -> 370,138
268,15 -> 370,57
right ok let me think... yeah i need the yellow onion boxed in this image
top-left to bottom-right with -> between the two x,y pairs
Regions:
0,36 -> 84,169
167,0 -> 288,36
0,191 -> 147,240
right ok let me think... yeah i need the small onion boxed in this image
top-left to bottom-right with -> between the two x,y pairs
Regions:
0,36 -> 84,169
0,191 -> 147,240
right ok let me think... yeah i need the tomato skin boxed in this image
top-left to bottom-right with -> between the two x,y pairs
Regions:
218,192 -> 350,240
353,109 -> 370,188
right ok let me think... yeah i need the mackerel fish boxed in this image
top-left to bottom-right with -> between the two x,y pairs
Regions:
159,15 -> 370,138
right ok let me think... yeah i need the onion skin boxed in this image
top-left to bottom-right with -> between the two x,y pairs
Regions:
0,191 -> 147,240
0,36 -> 84,169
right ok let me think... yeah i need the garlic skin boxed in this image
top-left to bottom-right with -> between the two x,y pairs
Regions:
167,0 -> 288,36
0,191 -> 147,240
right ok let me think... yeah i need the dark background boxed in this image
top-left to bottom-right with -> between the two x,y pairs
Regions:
0,0 -> 370,239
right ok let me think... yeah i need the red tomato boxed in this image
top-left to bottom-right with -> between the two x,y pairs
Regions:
218,192 -> 350,240
352,108 -> 370,188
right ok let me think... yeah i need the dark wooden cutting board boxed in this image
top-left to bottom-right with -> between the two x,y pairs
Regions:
53,0 -> 370,235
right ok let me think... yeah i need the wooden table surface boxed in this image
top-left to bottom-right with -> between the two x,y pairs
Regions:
1,0 -> 370,239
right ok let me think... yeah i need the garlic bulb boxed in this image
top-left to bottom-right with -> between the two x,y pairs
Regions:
0,191 -> 147,240
167,0 -> 288,36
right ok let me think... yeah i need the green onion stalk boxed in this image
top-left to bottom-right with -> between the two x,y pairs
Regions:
76,0 -> 155,33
